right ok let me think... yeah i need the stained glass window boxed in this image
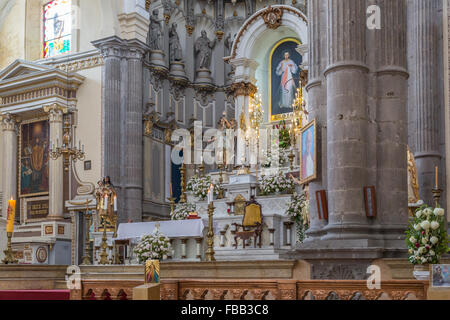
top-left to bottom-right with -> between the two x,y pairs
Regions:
43,0 -> 72,58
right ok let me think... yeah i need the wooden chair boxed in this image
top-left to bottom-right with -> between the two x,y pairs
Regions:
232,196 -> 263,249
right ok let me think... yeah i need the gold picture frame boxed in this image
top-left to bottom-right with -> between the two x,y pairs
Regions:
299,119 -> 317,185
269,37 -> 302,122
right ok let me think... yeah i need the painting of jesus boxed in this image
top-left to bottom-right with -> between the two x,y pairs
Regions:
270,38 -> 302,121
299,120 -> 317,184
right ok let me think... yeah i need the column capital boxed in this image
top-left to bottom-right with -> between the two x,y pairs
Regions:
0,113 -> 19,132
44,103 -> 68,122
230,81 -> 258,98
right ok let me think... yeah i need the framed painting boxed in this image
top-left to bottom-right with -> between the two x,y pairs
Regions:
19,119 -> 50,197
299,119 -> 317,184
269,38 -> 302,122
432,264 -> 450,288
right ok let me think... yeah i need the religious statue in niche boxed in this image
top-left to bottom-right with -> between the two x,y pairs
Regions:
195,30 -> 217,70
270,39 -> 302,121
20,121 -> 50,196
148,9 -> 163,51
169,23 -> 183,62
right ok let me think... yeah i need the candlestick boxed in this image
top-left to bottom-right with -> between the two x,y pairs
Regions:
205,202 -> 216,262
180,164 -> 187,203
2,232 -> 18,264
113,196 -> 117,212
167,197 -> 176,216
432,188 -> 443,208
208,184 -> 214,204
170,183 -> 173,198
98,217 -> 110,265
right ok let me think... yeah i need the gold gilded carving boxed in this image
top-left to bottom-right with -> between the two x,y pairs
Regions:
262,6 -> 283,30
234,194 -> 246,216
144,111 -> 160,137
407,146 -> 419,203
231,82 -> 257,98
239,112 -> 247,131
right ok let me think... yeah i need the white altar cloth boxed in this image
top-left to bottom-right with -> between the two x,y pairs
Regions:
114,219 -> 206,241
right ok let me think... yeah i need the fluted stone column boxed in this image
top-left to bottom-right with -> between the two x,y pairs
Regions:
45,105 -> 66,219
304,0 -> 327,241
124,43 -> 146,222
323,0 -> 369,240
93,37 -> 149,222
1,114 -> 18,219
407,0 -> 445,206
375,0 -> 409,239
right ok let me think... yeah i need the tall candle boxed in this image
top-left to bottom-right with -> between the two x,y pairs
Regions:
104,195 -> 108,210
113,196 -> 117,212
6,198 -> 16,233
435,166 -> 439,189
208,184 -> 214,204
170,183 -> 173,197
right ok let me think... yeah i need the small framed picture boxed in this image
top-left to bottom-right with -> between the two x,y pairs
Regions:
299,119 -> 317,184
84,160 -> 92,171
432,264 -> 450,287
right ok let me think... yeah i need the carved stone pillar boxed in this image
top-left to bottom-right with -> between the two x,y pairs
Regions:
304,0 -> 327,241
45,104 -> 67,219
323,0 -> 369,240
375,0 -> 409,240
124,43 -> 146,223
407,0 -> 445,206
1,114 -> 18,219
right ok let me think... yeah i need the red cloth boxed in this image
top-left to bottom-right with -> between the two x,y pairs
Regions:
0,290 -> 70,300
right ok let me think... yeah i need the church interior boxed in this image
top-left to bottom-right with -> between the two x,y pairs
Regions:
0,0 -> 449,301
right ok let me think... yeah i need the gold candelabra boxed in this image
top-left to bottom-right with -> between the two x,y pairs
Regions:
167,197 -> 176,215
180,164 -> 187,203
205,202 -> 216,262
49,119 -> 85,172
217,164 -> 225,199
2,232 -> 18,264
432,188 -> 442,208
98,218 -> 109,265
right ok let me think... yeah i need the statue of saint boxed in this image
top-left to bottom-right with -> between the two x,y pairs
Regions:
407,146 -> 420,203
195,30 -> 217,70
169,23 -> 183,62
148,9 -> 162,51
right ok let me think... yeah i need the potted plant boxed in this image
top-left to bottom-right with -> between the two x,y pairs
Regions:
285,192 -> 310,243
186,175 -> 220,201
171,202 -> 197,220
259,170 -> 295,195
405,204 -> 449,280
133,228 -> 171,264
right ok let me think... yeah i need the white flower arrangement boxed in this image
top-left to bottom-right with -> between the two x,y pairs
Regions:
186,175 -> 220,200
286,192 -> 310,243
406,204 -> 449,265
171,202 -> 196,220
133,228 -> 171,263
262,149 -> 289,168
259,170 -> 294,195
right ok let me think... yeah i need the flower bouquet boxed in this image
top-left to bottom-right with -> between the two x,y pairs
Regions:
286,192 -> 310,243
133,228 -> 171,263
186,175 -> 220,200
406,205 -> 449,267
171,202 -> 196,220
259,170 -> 294,195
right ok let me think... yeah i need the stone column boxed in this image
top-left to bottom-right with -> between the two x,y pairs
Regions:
45,105 -> 67,219
124,41 -> 147,222
304,0 -> 327,242
93,37 -> 123,193
407,0 -> 445,206
323,0 -> 369,240
1,114 -> 18,219
375,0 -> 409,240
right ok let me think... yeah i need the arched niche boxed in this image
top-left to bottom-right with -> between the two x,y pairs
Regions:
226,5 -> 308,123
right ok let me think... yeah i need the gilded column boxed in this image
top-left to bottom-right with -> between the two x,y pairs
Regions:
323,0 -> 369,239
1,114 -> 18,219
304,0 -> 327,241
375,0 -> 409,238
407,0 -> 445,206
45,104 -> 67,219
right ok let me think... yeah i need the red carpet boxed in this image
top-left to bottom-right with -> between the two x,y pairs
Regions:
0,290 -> 70,300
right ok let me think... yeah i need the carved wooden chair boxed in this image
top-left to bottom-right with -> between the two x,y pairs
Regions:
232,196 -> 263,249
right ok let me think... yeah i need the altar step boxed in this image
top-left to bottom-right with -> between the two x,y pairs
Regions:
214,247 -> 292,261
